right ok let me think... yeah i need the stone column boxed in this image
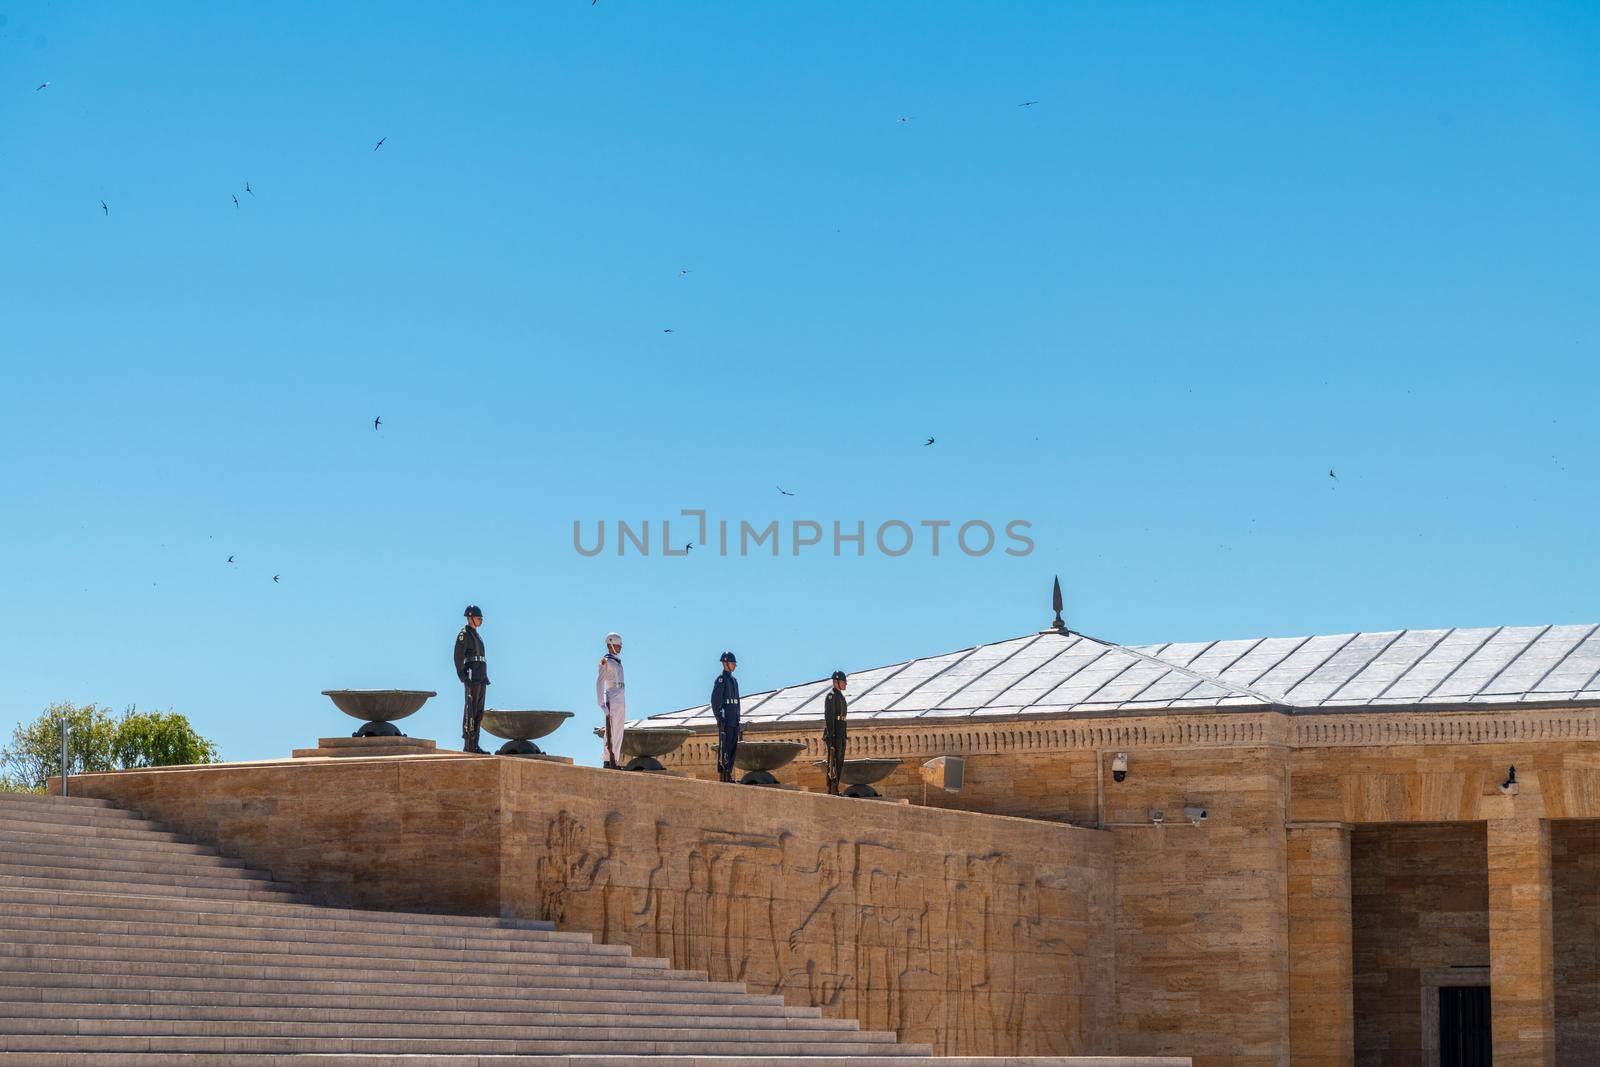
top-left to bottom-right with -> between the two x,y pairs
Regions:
1287,824 -> 1354,1067
1487,815 -> 1556,1067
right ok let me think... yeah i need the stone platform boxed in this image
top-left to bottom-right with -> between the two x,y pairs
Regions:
292,736 -> 439,758
56,754 -> 1118,1058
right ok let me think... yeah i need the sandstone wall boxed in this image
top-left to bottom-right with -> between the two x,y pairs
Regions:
1553,819 -> 1600,1066
61,754 -> 1116,1057
1349,823 -> 1489,1066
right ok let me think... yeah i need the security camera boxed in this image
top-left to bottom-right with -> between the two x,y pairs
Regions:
1111,752 -> 1128,783
1148,808 -> 1164,825
1184,806 -> 1207,826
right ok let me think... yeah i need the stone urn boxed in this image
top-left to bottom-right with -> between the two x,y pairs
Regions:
733,740 -> 807,786
591,725 -> 695,771
321,690 -> 436,739
482,709 -> 573,756
813,756 -> 903,798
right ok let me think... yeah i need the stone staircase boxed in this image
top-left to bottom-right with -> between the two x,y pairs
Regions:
0,791 -> 943,1065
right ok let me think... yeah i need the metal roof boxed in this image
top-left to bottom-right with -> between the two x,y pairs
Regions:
638,624 -> 1600,730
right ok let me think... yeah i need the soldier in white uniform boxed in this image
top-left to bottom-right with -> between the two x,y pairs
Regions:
596,632 -> 626,768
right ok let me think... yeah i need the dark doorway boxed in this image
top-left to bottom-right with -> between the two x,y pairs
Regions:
1439,984 -> 1491,1067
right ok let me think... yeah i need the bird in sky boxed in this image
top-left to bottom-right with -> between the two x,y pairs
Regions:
232,194 -> 239,208
1019,101 -> 1038,107
684,543 -> 693,552
898,116 -> 913,123
244,181 -> 253,196
662,328 -> 674,333
678,268 -> 691,278
35,82 -> 48,91
227,556 -> 235,564
99,200 -> 108,216
1329,469 -> 1338,480
924,436 -> 936,446
272,574 -> 280,583
777,486 -> 795,497
373,137 -> 386,151
373,416 -> 382,430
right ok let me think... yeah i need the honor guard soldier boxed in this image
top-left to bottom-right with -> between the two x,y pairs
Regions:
596,632 -> 627,769
823,670 -> 849,795
453,605 -> 489,754
710,651 -> 741,783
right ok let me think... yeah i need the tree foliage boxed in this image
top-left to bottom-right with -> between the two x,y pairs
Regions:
0,703 -> 219,792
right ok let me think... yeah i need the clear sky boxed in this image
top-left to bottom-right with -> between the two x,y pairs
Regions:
2,2 -> 1597,765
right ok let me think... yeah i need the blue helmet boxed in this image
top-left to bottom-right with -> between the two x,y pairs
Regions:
464,604 -> 482,618
720,650 -> 737,665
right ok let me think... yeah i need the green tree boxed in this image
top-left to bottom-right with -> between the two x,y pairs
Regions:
0,702 -> 219,792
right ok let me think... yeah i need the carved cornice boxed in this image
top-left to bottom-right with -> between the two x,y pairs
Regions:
665,703 -> 1600,764
1290,706 -> 1600,747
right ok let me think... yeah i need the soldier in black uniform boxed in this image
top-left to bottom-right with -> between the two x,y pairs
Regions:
453,605 -> 489,754
710,651 -> 741,783
823,670 -> 849,796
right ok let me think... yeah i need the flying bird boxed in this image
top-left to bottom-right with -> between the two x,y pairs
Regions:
898,116 -> 913,123
373,416 -> 382,430
227,556 -> 235,564
100,200 -> 108,216
662,328 -> 674,333
1329,469 -> 1338,480
924,436 -> 936,446
272,574 -> 280,583
684,542 -> 693,552
777,486 -> 795,497
35,82 -> 48,91
373,137 -> 386,151
1019,101 -> 1038,107
232,194 -> 239,208
677,268 -> 691,278
244,181 -> 253,196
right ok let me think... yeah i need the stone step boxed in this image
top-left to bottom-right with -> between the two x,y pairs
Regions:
0,924 -> 655,970
0,794 -> 118,810
0,868 -> 301,902
0,844 -> 271,881
0,965 -> 774,1003
0,1035 -> 918,1056
0,799 -> 163,828
0,825 -> 230,858
0,980 -> 822,1018
0,884 -> 558,935
0,1057 -> 971,1066
0,815 -> 194,847
0,1057 -> 1034,1067
0,836 -> 256,871
0,947 -> 722,989
0,899 -> 590,950
0,1000 -> 862,1033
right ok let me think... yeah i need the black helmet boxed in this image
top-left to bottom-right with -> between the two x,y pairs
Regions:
464,604 -> 482,618
720,650 -> 737,665
831,670 -> 847,683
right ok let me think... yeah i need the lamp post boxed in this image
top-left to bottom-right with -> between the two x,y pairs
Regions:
58,711 -> 69,797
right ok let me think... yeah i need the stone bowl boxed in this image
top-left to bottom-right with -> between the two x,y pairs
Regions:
483,710 -> 573,742
812,757 -> 903,787
734,740 -> 807,773
589,726 -> 697,759
322,690 -> 436,739
483,710 -> 573,756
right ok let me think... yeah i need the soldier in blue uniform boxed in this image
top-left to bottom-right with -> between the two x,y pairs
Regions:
453,605 -> 489,754
710,651 -> 741,783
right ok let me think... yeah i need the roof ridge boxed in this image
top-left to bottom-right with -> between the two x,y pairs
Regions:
1075,631 -> 1287,708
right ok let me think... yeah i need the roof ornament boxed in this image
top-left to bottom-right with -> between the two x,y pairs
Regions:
1045,575 -> 1069,634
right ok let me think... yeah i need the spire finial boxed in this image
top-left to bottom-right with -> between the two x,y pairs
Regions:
1047,575 -> 1067,634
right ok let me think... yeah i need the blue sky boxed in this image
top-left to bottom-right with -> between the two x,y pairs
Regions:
2,2 -> 1596,764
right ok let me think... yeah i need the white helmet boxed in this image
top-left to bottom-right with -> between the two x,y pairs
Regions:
605,632 -> 622,646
